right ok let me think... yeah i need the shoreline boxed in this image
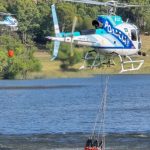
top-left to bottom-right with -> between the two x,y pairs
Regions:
28,71 -> 150,80
0,132 -> 150,150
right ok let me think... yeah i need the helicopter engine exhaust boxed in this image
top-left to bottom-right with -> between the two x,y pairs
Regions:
92,20 -> 102,29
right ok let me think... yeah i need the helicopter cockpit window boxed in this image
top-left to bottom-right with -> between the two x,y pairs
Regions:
131,29 -> 137,41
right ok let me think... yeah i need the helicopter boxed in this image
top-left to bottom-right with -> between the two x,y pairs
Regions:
0,12 -> 18,31
46,0 -> 147,73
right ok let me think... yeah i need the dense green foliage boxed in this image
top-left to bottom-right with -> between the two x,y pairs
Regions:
0,34 -> 41,79
0,0 -> 150,38
47,41 -> 82,70
0,0 -> 150,78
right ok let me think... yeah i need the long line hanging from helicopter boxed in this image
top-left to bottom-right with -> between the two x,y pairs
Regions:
47,0 -> 149,73
84,75 -> 109,150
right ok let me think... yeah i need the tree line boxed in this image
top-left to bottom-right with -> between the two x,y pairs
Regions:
0,0 -> 149,78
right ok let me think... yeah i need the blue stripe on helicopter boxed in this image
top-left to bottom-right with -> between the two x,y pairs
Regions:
98,16 -> 135,49
94,47 -> 134,49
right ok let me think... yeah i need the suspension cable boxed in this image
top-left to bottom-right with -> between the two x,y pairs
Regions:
91,74 -> 109,150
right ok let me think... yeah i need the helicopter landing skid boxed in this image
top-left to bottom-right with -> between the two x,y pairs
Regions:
118,55 -> 144,73
79,50 -> 101,70
79,50 -> 114,70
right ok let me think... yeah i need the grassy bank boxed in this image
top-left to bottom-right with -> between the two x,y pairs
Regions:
31,35 -> 150,79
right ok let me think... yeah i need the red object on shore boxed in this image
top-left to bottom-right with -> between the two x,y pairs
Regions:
8,50 -> 14,57
85,147 -> 100,150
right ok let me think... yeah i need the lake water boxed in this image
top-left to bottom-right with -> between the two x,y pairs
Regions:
0,75 -> 150,149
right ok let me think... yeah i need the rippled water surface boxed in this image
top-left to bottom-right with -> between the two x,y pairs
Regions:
0,75 -> 150,135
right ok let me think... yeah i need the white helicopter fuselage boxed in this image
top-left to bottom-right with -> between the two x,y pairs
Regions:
48,9 -> 141,57
60,23 -> 140,55
47,4 -> 144,73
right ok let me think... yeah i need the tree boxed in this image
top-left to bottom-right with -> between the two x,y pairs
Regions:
9,0 -> 40,43
58,43 -> 82,70
33,1 -> 52,43
118,0 -> 150,31
47,42 -> 82,70
57,3 -> 77,32
0,34 -> 41,79
0,1 -> 7,11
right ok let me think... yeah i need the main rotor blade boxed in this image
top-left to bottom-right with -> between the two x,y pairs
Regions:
64,0 -> 108,6
63,0 -> 148,8
117,3 -> 142,8
63,0 -> 124,7
0,12 -> 15,16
